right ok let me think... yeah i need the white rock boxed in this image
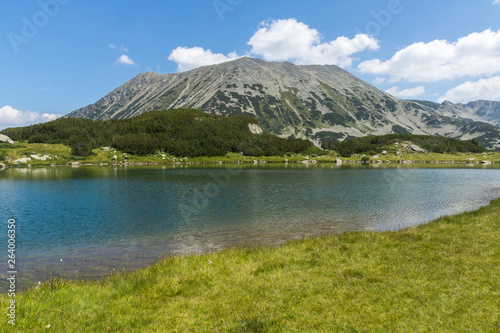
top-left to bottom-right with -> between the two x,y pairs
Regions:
0,134 -> 14,144
248,123 -> 263,134
409,144 -> 428,154
13,157 -> 31,163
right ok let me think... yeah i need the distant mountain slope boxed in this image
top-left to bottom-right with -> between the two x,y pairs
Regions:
432,100 -> 500,126
67,57 -> 500,150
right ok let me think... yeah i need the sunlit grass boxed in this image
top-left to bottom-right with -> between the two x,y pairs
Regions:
1,198 -> 499,332
1,142 -> 500,167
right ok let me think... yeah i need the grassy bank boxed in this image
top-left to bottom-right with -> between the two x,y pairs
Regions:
1,141 -> 500,167
2,199 -> 499,332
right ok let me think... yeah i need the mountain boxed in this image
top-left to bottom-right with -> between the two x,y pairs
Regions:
431,100 -> 500,127
67,57 -> 500,150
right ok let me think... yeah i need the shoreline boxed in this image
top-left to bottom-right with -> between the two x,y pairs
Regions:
1,158 -> 498,169
1,197 -> 499,331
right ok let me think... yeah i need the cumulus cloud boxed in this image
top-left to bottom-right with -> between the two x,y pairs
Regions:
0,106 -> 61,130
386,86 -> 426,99
248,19 -> 379,67
438,76 -> 500,103
116,55 -> 135,66
168,46 -> 240,72
358,29 -> 500,82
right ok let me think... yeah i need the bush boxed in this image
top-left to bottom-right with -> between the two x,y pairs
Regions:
301,146 -> 328,156
71,141 -> 94,157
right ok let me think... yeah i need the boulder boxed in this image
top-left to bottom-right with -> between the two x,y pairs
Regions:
382,150 -> 388,155
336,158 -> 343,165
248,123 -> 263,134
30,154 -> 50,161
0,134 -> 14,144
13,157 -> 31,163
409,144 -> 428,154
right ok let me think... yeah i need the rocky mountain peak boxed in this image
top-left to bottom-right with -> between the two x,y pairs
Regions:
66,58 -> 500,150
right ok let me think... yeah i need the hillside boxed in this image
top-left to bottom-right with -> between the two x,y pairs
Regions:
321,134 -> 487,157
1,109 -> 311,157
66,58 -> 500,150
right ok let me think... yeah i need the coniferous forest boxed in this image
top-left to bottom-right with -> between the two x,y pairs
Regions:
1,109 -> 312,157
321,134 -> 487,157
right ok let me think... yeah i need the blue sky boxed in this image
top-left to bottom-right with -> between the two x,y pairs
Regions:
2,0 -> 500,129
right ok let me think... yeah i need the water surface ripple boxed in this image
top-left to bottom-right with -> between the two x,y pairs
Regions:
1,164 -> 499,291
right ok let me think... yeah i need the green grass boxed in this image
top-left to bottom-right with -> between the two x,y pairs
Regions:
2,199 -> 499,332
1,142 -> 500,168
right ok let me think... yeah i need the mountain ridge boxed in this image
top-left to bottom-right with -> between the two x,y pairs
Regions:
67,57 -> 500,150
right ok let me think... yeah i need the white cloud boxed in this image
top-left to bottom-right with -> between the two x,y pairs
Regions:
116,55 -> 135,66
493,0 -> 500,5
438,76 -> 500,103
110,43 -> 129,52
0,106 -> 61,130
386,86 -> 426,99
168,46 -> 240,72
358,29 -> 500,82
247,19 -> 379,67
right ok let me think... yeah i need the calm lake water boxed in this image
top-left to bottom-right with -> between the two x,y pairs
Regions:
1,164 -> 500,291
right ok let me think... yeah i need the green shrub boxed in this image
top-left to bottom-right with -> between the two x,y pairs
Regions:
322,134 -> 487,155
1,109 -> 313,157
301,146 -> 328,156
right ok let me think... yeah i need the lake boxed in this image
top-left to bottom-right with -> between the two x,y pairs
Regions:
1,164 -> 500,291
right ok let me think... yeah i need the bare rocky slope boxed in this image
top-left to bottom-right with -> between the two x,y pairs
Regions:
67,57 -> 500,150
